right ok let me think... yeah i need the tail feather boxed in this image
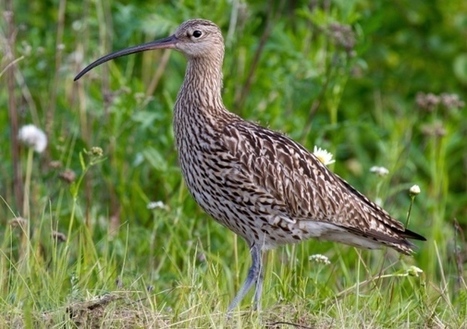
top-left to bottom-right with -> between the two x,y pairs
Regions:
343,225 -> 426,255
401,228 -> 426,241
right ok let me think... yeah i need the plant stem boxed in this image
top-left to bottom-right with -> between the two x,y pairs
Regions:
22,148 -> 33,219
405,196 -> 414,228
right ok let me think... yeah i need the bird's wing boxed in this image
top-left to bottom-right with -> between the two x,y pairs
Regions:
221,120 -> 424,247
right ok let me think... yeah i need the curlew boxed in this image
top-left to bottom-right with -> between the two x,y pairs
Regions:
75,19 -> 425,312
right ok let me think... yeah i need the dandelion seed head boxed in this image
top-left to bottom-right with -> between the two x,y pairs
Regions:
370,166 -> 389,177
309,254 -> 331,265
409,184 -> 421,196
18,124 -> 47,153
313,146 -> 335,166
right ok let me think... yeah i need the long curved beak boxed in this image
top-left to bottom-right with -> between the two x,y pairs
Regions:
74,35 -> 178,81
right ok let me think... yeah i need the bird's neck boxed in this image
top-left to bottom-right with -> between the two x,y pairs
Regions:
173,55 -> 236,150
176,56 -> 226,116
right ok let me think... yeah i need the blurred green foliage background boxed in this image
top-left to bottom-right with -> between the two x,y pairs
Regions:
1,0 -> 466,326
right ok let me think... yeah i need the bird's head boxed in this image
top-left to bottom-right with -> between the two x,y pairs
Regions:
173,19 -> 224,58
74,19 -> 224,81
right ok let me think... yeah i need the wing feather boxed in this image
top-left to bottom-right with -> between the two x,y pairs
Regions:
221,120 -> 424,251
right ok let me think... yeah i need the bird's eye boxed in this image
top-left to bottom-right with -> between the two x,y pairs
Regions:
192,30 -> 202,38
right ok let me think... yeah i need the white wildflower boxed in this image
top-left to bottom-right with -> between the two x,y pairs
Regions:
18,124 -> 47,153
406,266 -> 423,277
409,184 -> 421,196
313,146 -> 335,166
147,201 -> 167,210
309,254 -> 331,265
369,166 -> 389,177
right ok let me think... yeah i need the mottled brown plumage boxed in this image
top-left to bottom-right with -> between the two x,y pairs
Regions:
75,19 -> 425,312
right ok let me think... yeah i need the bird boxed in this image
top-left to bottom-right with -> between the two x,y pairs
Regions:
75,19 -> 426,312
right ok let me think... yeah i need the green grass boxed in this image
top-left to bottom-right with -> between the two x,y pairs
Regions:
1,0 -> 466,327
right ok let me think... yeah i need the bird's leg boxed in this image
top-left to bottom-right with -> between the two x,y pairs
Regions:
227,243 -> 262,313
252,250 -> 264,311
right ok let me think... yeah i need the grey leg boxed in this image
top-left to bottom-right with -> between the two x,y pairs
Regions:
252,255 -> 264,311
227,243 -> 263,313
